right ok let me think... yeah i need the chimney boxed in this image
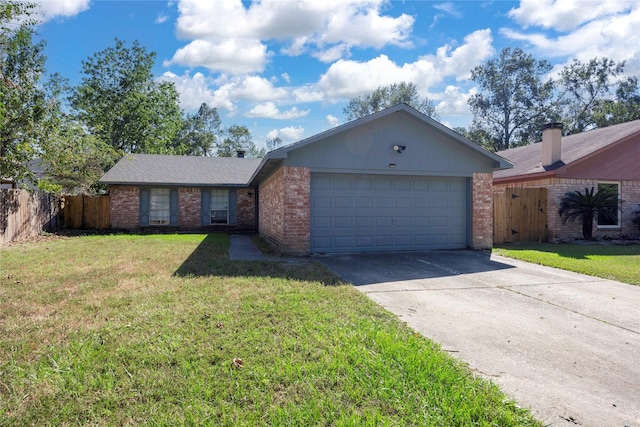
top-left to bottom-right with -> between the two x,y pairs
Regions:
236,150 -> 245,158
542,122 -> 563,167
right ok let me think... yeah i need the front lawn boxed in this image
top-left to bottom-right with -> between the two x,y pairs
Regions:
493,242 -> 640,285
0,233 -> 540,426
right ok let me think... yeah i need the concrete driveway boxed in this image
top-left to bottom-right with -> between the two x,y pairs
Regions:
316,250 -> 640,427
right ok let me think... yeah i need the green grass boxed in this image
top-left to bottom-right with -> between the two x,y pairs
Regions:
1,233 -> 541,426
493,242 -> 640,285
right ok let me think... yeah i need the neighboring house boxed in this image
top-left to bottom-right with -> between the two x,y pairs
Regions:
494,120 -> 640,241
1,159 -> 46,190
100,104 -> 511,254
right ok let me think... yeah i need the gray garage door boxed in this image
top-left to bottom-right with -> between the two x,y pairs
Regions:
310,173 -> 468,253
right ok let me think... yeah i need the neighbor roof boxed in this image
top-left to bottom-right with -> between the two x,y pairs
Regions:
249,103 -> 512,186
99,154 -> 262,186
494,119 -> 640,180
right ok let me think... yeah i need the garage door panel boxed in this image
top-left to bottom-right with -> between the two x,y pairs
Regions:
311,173 -> 468,252
374,178 -> 392,191
395,197 -> 412,208
394,179 -> 411,191
335,197 -> 352,208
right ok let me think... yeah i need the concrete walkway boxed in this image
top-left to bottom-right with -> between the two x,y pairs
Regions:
317,250 -> 640,427
228,234 -> 267,261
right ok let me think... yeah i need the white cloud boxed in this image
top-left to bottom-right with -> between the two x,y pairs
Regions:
326,114 -> 340,127
435,86 -> 477,116
166,39 -> 269,74
314,29 -> 494,101
267,126 -> 305,142
245,102 -> 310,119
33,0 -> 90,21
156,13 -> 169,24
171,0 -> 416,74
502,3 -> 640,75
281,73 -> 291,83
433,3 -> 462,19
293,87 -> 325,103
159,71 -> 237,113
231,76 -> 289,102
508,0 -> 635,32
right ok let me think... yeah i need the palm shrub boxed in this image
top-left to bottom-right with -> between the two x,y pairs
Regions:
558,187 -> 618,240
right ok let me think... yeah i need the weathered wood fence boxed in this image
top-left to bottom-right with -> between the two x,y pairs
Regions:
494,188 -> 548,244
0,189 -> 61,245
61,195 -> 110,229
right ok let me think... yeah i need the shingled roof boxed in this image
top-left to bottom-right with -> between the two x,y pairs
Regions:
99,154 -> 262,186
494,119 -> 640,180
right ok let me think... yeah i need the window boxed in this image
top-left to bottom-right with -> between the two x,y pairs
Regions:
597,182 -> 620,228
150,188 -> 170,225
210,189 -> 229,224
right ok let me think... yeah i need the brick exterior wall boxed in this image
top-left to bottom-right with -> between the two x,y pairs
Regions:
109,185 -> 257,231
109,185 -> 139,229
237,189 -> 257,229
178,187 -> 201,228
258,166 -> 310,254
471,173 -> 494,249
494,178 -> 640,240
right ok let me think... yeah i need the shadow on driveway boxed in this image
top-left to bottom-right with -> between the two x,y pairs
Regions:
315,249 -> 514,286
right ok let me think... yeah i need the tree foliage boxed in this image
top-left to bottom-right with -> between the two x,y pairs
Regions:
266,136 -> 283,151
593,76 -> 640,128
343,82 -> 437,121
70,38 -> 183,154
39,120 -> 119,194
468,48 -> 558,151
557,58 -> 626,134
173,103 -> 221,156
0,0 -> 49,185
218,125 -> 264,158
558,187 -> 618,240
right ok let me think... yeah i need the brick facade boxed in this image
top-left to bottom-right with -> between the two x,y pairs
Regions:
178,187 -> 201,228
109,185 -> 139,229
471,173 -> 494,249
237,189 -> 256,229
258,166 -> 310,254
494,178 -> 640,240
109,185 -> 257,231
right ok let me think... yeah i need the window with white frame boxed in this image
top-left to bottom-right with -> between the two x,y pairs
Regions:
150,188 -> 170,225
210,189 -> 229,224
597,182 -> 620,228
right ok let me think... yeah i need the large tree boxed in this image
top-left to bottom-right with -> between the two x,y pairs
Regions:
0,0 -> 49,185
557,58 -> 626,134
70,38 -> 183,154
218,125 -> 264,158
593,75 -> 640,128
343,81 -> 437,121
468,47 -> 557,151
173,103 -> 221,156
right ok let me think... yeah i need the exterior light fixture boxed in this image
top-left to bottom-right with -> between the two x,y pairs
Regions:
393,144 -> 406,153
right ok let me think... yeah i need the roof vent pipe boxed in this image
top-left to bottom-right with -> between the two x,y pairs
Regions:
237,150 -> 245,158
542,122 -> 563,167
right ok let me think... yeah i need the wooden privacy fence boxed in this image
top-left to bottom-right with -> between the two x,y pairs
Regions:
61,195 -> 110,229
494,188 -> 548,244
1,189 -> 61,245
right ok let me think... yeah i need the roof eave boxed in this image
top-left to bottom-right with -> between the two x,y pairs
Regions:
99,181 -> 251,187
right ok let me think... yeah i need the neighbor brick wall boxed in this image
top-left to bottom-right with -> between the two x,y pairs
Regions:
471,173 -> 493,249
494,178 -> 640,240
178,187 -> 201,228
109,185 -> 139,229
258,166 -> 310,254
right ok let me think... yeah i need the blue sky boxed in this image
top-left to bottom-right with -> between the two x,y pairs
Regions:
34,0 -> 640,151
